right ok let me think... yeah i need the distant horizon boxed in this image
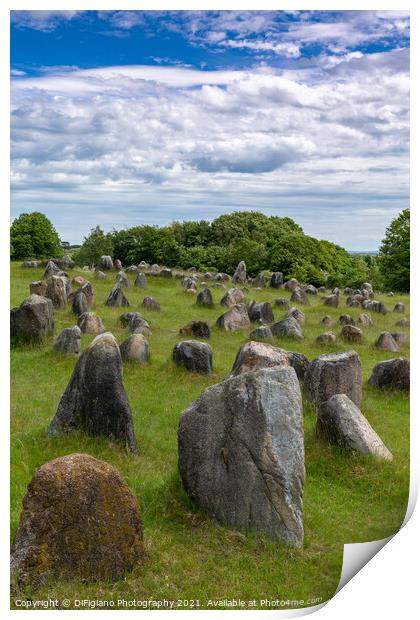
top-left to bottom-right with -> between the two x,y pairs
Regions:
11,10 -> 409,250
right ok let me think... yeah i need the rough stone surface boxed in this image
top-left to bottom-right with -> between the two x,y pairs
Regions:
116,271 -> 129,288
323,294 -> 339,308
317,394 -> 392,461
232,260 -> 247,284
72,291 -> 88,317
284,278 -> 299,291
368,358 -> 409,391
134,272 -> 148,288
54,326 -> 81,355
99,256 -> 113,270
221,287 -> 245,308
48,333 -> 139,453
106,285 -> 129,307
45,275 -> 67,309
291,287 -> 309,305
316,332 -> 336,345
178,367 -> 305,545
272,316 -> 304,340
274,297 -> 289,309
393,302 -> 405,313
304,351 -> 362,406
114,259 -> 123,271
395,317 -> 409,328
358,313 -> 373,326
304,285 -> 318,295
29,280 -> 47,296
341,325 -> 363,343
119,312 -> 151,336
72,276 -> 88,287
196,287 -> 214,307
216,304 -> 251,331
94,269 -> 107,280
339,314 -> 355,326
287,307 -> 305,326
391,332 -> 408,347
363,300 -> 388,314
286,351 -> 310,380
23,260 -> 40,268
270,272 -> 283,288
230,341 -> 289,377
142,296 -> 160,311
180,320 -> 211,339
375,332 -> 399,352
77,312 -> 105,335
320,315 -> 333,326
247,301 -> 274,324
120,333 -> 150,363
43,260 -> 60,279
249,325 -> 274,342
173,340 -> 213,374
251,273 -> 266,288
11,294 -> 54,341
10,454 -> 143,587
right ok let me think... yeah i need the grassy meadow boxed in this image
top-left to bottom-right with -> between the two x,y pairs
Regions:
10,261 -> 410,609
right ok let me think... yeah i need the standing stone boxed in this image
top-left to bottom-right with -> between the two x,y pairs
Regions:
142,296 -> 160,311
48,333 -> 139,453
43,260 -> 60,279
274,297 -> 289,309
361,282 -> 373,295
317,395 -> 392,461
216,304 -> 251,331
196,287 -> 214,307
180,320 -> 211,339
29,280 -> 47,296
363,300 -> 388,314
45,275 -> 67,309
77,312 -> 105,335
134,272 -> 148,288
304,351 -> 362,406
106,285 -> 129,307
395,317 -> 409,328
247,301 -> 274,324
230,341 -> 289,377
358,313 -> 373,326
304,285 -> 318,295
391,332 -> 408,347
173,340 -> 213,374
341,325 -> 363,343
272,317 -> 304,340
368,358 -> 409,391
114,259 -> 123,271
126,265 -> 138,273
11,294 -> 54,341
95,269 -> 107,280
99,256 -> 113,270
324,295 -> 339,308
232,260 -> 246,284
286,351 -> 310,380
291,288 -> 309,305
181,276 -> 198,290
251,273 -> 266,288
249,325 -> 274,342
10,454 -> 143,587
339,314 -> 355,326
160,268 -> 172,278
375,332 -> 399,352
316,332 -> 336,345
120,334 -> 150,363
57,272 -> 71,297
54,326 -> 81,355
287,307 -> 305,326
72,291 -> 88,317
270,272 -> 283,288
72,276 -> 88,287
221,288 -> 245,308
320,315 -> 333,326
284,278 -> 299,291
393,302 -> 405,313
119,312 -> 151,335
116,271 -> 129,288
178,367 -> 305,545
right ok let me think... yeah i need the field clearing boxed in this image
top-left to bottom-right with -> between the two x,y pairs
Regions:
10,262 -> 410,609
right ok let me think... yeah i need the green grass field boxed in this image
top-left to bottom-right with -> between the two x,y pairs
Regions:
10,262 -> 410,610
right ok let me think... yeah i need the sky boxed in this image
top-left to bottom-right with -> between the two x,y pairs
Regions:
10,9 -> 410,249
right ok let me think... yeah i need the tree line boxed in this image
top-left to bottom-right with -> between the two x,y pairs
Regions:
10,209 -> 410,291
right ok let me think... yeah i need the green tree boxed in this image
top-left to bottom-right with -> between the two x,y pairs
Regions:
378,209 -> 410,292
10,212 -> 62,260
73,226 -> 113,266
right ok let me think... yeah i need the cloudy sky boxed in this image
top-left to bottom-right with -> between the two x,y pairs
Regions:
10,9 -> 409,249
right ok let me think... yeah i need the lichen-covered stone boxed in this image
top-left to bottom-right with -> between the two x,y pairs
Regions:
230,341 -> 289,377
220,287 -> 245,308
232,260 -> 246,284
247,300 -> 274,324
287,306 -> 305,326
249,325 -> 274,342
71,291 -> 88,317
99,255 -> 113,270
173,340 -> 213,374
119,312 -> 151,335
375,332 -> 399,352
341,324 -> 363,343
271,316 -> 304,340
120,333 -> 150,363
178,367 -> 305,545
196,287 -> 214,307
286,351 -> 310,380
216,304 -> 251,331
45,275 -> 67,309
291,287 -> 309,305
304,351 -> 362,406
29,280 -> 47,296
180,320 -> 211,339
323,294 -> 339,308
270,272 -> 283,288
106,285 -> 129,307
54,326 -> 81,355
11,294 -> 54,342
48,333 -> 139,453
116,271 -> 129,288
142,296 -> 160,311
10,454 -> 143,587
368,358 -> 409,391
316,332 -> 336,345
43,260 -> 60,279
77,312 -> 105,335
134,272 -> 148,288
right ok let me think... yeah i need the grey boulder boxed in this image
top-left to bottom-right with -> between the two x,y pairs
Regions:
106,285 -> 129,307
196,287 -> 214,307
271,316 -> 304,340
304,351 -> 362,406
216,304 -> 251,331
247,300 -> 274,324
232,260 -> 247,284
368,358 -> 409,391
230,341 -> 289,377
120,333 -> 150,363
134,272 -> 148,288
173,340 -> 213,374
77,312 -> 105,335
270,272 -> 283,288
220,287 -> 245,308
54,326 -> 81,355
11,294 -> 54,341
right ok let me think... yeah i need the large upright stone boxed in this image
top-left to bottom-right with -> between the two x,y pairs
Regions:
304,351 -> 362,406
232,260 -> 246,284
220,287 -> 245,308
120,334 -> 150,363
216,304 -> 250,331
99,255 -> 113,270
29,280 -> 47,297
271,316 -> 304,340
375,332 -> 399,352
247,301 -> 274,324
77,312 -> 105,335
230,341 -> 289,377
368,358 -> 409,391
323,294 -> 339,308
134,272 -> 148,288
48,333 -> 139,453
178,367 -> 305,545
106,285 -> 129,307
119,312 -> 151,335
142,296 -> 160,311
173,340 -> 213,374
54,326 -> 81,355
10,454 -> 143,587
196,287 -> 214,307
46,275 -> 67,309
43,260 -> 60,279
72,291 -> 88,317
284,278 -> 299,291
270,272 -> 283,288
114,259 -> 123,271
116,271 -> 129,288
291,288 -> 309,305
11,294 -> 54,341
317,394 -> 392,461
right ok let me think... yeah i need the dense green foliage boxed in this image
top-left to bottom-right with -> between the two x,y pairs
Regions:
74,211 -> 380,287
10,212 -> 62,260
378,209 -> 410,292
72,226 -> 113,267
